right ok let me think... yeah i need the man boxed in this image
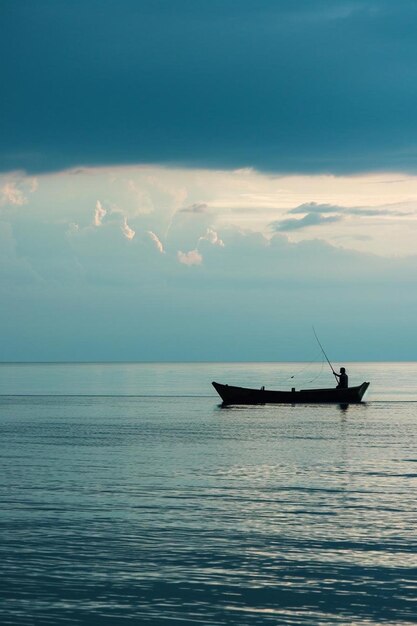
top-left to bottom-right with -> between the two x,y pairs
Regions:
335,367 -> 348,389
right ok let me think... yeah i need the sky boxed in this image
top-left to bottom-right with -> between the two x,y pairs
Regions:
1,0 -> 417,361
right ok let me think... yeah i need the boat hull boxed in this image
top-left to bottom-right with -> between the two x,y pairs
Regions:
212,381 -> 370,405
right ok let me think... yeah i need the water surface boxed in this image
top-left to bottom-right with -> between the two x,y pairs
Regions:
1,363 -> 416,625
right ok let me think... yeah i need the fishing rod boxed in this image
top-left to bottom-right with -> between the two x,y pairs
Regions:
312,326 -> 338,380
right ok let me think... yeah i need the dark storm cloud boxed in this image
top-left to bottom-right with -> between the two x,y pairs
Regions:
289,203 -> 345,215
289,201 -> 415,217
179,203 -> 209,213
2,0 -> 417,174
271,213 -> 343,231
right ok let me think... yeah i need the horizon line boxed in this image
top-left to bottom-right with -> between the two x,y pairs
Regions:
0,360 -> 416,365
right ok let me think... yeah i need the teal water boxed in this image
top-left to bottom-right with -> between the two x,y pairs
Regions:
0,363 -> 416,625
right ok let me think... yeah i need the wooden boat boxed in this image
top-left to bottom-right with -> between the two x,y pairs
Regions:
212,381 -> 370,405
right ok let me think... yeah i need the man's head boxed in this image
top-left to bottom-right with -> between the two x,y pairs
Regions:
340,367 -> 346,373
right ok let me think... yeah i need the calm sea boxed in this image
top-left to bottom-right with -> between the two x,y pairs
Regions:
1,362 -> 416,626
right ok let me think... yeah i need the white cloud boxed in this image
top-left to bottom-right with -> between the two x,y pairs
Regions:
0,176 -> 38,208
177,249 -> 203,266
121,216 -> 135,240
198,228 -> 225,247
93,200 -> 135,239
94,200 -> 107,226
147,230 -> 165,253
0,182 -> 27,207
8,163 -> 417,255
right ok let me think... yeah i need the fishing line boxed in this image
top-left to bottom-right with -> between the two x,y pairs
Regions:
306,356 -> 325,384
275,349 -> 323,385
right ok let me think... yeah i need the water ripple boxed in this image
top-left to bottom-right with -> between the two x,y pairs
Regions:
1,371 -> 416,625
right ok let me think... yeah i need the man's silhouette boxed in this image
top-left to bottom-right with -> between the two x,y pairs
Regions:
335,367 -> 348,389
